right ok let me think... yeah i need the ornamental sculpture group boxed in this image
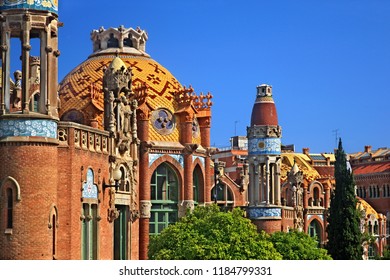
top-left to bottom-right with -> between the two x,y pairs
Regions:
103,57 -> 140,223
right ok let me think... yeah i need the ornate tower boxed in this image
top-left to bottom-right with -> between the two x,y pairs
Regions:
246,84 -> 282,233
0,1 -> 60,259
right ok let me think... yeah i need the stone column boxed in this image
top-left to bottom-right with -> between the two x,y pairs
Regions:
274,159 -> 281,205
199,117 -> 211,203
0,27 -> 10,113
21,19 -> 31,113
265,158 -> 270,205
137,107 -> 150,260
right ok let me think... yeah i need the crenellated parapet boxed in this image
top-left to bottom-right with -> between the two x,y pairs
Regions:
91,25 -> 149,54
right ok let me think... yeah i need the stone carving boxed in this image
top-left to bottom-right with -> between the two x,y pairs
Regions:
178,200 -> 195,218
140,200 -> 152,219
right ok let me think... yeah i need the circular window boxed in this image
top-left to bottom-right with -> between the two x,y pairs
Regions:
151,108 -> 175,135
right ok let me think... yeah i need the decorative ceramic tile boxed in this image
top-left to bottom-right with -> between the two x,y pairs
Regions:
0,119 -> 57,139
0,0 -> 58,13
82,169 -> 98,199
248,137 -> 281,155
247,207 -> 281,219
192,155 -> 205,167
149,153 -> 184,168
307,214 -> 323,221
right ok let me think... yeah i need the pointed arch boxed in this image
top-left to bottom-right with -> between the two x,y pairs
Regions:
192,163 -> 204,204
307,218 -> 323,244
149,161 -> 180,235
1,176 -> 21,201
48,204 -> 59,229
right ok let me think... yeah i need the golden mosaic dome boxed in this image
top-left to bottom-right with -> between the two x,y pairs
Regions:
58,26 -> 186,142
281,153 -> 320,182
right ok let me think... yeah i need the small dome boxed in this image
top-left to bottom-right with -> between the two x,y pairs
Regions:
250,84 -> 278,126
108,56 -> 127,72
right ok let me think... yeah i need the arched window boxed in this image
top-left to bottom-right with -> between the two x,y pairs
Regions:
313,187 -> 320,206
308,219 -> 322,244
373,221 -> 379,235
368,221 -> 372,234
124,35 -> 133,47
6,188 -> 13,229
150,163 -> 179,235
52,214 -> 56,258
193,165 -> 203,204
81,168 -> 99,260
107,33 -> 119,48
368,244 -> 378,260
211,183 -> 234,210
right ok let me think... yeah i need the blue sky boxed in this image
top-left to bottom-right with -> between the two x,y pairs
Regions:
58,1 -> 390,154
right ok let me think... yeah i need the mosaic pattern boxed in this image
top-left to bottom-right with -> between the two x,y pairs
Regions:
149,153 -> 184,168
247,207 -> 281,219
0,119 -> 57,139
82,169 -> 98,199
248,137 -> 281,155
0,0 -> 58,13
192,155 -> 205,167
307,214 -> 324,221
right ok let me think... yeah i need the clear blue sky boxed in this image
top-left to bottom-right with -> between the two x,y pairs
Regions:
58,0 -> 390,154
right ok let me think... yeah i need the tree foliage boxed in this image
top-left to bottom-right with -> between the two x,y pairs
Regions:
326,139 -> 362,259
148,204 -> 282,260
148,204 -> 332,260
269,231 -> 332,260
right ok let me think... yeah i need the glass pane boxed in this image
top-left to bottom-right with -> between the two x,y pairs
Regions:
158,212 -> 165,222
168,183 -> 178,201
168,212 -> 177,223
157,164 -> 167,175
151,185 -> 156,200
149,224 -> 155,235
157,176 -> 165,200
158,224 -> 165,233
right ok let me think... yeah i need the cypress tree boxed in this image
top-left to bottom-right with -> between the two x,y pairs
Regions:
326,138 -> 362,259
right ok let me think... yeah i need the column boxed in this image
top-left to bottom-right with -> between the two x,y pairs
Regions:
1,27 -> 10,113
265,159 -> 270,205
137,108 -> 150,260
254,161 -> 260,205
274,158 -> 281,205
21,20 -> 31,113
199,117 -> 211,203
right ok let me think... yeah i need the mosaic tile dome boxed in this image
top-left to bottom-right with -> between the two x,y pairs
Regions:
0,0 -> 58,14
58,26 -> 184,142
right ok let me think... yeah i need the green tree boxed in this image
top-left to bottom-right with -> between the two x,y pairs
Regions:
326,139 -> 362,259
269,230 -> 332,260
380,246 -> 390,260
148,204 -> 282,260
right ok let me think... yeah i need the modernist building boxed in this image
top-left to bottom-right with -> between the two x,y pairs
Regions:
213,85 -> 388,258
351,146 -> 390,257
0,2 -> 387,260
0,2 -> 213,260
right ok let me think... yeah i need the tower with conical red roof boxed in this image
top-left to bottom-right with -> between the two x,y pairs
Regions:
246,84 -> 282,233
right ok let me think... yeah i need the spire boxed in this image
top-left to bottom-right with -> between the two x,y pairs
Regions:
250,84 -> 279,126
